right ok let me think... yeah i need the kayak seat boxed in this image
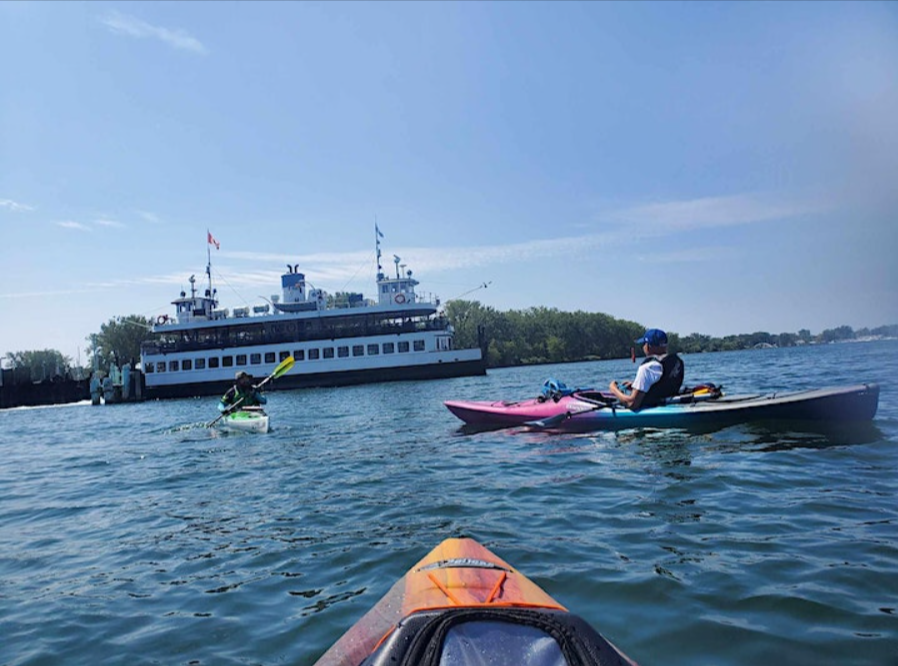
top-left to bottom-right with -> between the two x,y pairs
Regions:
363,607 -> 633,666
573,390 -> 618,406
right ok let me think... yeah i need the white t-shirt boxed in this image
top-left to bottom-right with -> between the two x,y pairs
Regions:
632,357 -> 663,393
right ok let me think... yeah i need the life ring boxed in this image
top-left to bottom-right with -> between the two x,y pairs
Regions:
395,293 -> 406,304
156,314 -> 169,325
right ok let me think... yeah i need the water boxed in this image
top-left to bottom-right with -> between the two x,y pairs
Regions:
1,342 -> 896,665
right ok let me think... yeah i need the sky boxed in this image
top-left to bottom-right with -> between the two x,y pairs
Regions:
2,1 -> 897,364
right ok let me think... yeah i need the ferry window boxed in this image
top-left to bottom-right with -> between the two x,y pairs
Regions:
293,350 -> 305,361
367,344 -> 379,355
222,356 -> 234,367
145,363 -> 154,374
413,340 -> 425,352
279,351 -> 290,362
309,348 -> 320,360
398,341 -> 410,353
251,353 -> 262,365
182,359 -> 193,371
337,346 -> 349,358
353,345 -> 364,357
169,360 -> 179,372
264,352 -> 276,363
156,362 -> 166,373
236,354 -> 247,366
323,347 -> 334,359
383,342 -> 395,354
195,358 -> 206,370
209,357 -> 220,368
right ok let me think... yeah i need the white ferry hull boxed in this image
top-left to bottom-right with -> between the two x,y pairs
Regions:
143,348 -> 485,399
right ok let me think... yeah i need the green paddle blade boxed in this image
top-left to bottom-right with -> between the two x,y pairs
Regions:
272,356 -> 295,378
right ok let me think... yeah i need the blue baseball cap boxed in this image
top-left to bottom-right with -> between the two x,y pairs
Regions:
635,328 -> 668,346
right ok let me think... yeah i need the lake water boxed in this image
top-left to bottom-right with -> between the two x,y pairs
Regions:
1,341 -> 896,665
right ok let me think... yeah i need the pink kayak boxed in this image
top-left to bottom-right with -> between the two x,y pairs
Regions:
444,384 -> 880,431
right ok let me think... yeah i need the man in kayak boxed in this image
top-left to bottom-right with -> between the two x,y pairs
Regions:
609,328 -> 684,410
218,371 -> 268,413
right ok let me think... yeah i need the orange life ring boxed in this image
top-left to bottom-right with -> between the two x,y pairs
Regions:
156,315 -> 169,325
395,293 -> 406,304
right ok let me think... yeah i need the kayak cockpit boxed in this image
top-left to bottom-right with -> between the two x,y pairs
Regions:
363,607 -> 634,666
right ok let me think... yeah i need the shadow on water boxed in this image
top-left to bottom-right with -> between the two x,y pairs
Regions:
706,420 -> 888,452
454,419 -> 888,454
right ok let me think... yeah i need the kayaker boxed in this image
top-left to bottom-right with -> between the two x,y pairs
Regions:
218,371 -> 268,413
609,328 -> 684,410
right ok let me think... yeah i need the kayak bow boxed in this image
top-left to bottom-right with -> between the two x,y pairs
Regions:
313,537 -> 637,666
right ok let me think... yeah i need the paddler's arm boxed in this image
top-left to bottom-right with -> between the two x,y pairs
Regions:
219,387 -> 236,413
608,381 -> 646,411
251,386 -> 268,405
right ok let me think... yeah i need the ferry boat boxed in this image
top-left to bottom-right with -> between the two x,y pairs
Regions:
140,230 -> 486,399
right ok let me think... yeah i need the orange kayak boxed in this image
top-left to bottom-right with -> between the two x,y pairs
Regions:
313,537 -> 637,665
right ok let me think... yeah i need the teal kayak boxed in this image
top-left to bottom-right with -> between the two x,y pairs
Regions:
445,383 -> 880,431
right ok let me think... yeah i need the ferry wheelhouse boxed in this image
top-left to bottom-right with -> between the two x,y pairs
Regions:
140,234 -> 485,399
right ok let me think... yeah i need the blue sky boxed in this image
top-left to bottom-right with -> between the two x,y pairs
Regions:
2,1 -> 897,363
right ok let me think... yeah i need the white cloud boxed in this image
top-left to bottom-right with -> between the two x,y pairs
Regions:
57,221 -> 91,232
634,246 -> 737,264
100,11 -> 208,55
1,192 -> 812,302
0,198 -> 34,212
217,192 -> 815,279
607,193 -> 827,233
137,210 -> 161,224
94,218 -> 125,228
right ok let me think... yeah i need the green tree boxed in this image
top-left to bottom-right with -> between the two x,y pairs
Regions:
444,299 -> 494,351
819,325 -> 855,343
87,315 -> 154,370
777,332 -> 798,347
6,349 -> 72,382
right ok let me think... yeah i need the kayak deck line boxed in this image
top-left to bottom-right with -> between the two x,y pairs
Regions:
418,557 -> 511,572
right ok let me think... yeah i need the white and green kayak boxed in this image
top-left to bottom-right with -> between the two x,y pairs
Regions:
220,407 -> 270,434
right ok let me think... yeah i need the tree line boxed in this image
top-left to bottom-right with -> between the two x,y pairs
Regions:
3,304 -> 897,379
2,315 -> 151,383
443,300 -> 898,367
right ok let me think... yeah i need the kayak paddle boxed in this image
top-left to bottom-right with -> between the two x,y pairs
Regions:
254,355 -> 295,390
525,384 -> 724,427
525,403 -> 611,429
206,356 -> 295,427
525,394 -> 617,429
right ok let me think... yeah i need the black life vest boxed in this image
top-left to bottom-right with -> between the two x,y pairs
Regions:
640,353 -> 685,407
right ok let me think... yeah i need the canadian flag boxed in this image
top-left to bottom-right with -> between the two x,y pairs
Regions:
207,231 -> 220,250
